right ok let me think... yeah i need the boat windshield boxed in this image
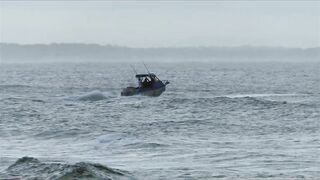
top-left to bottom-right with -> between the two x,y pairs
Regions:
138,76 -> 154,88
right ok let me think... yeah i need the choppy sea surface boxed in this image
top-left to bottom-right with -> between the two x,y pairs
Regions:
0,62 -> 319,179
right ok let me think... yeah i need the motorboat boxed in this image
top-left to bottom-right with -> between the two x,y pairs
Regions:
121,73 -> 169,96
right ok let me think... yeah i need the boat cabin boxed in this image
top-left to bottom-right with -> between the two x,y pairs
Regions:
135,73 -> 160,88
121,72 -> 169,96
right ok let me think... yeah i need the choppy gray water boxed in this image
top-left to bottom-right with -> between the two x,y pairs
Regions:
0,62 -> 319,179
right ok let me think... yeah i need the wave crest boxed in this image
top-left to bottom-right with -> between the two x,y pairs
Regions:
164,95 -> 287,109
76,91 -> 107,101
4,156 -> 134,180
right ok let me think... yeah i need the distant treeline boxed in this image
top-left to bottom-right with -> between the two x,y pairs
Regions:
0,43 -> 319,62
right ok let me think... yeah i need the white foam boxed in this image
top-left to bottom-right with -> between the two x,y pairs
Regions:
225,93 -> 297,98
77,91 -> 107,101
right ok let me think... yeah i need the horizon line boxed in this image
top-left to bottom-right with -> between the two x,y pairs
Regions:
1,42 -> 319,49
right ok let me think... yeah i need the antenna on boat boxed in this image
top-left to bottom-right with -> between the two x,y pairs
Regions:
142,61 -> 151,74
130,64 -> 138,75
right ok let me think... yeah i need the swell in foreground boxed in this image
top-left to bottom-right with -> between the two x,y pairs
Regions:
1,157 -> 134,180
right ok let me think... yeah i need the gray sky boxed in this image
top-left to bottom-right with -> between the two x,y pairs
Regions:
0,1 -> 319,48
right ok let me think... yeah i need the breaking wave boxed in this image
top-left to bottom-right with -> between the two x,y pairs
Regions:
224,93 -> 297,98
76,90 -> 107,101
163,95 -> 288,109
2,156 -> 134,180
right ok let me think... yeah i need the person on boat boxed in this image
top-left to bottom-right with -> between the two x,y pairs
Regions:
149,76 -> 155,86
142,77 -> 149,88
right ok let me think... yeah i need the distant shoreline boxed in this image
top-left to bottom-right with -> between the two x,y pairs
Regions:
1,43 -> 319,62
2,42 -> 319,49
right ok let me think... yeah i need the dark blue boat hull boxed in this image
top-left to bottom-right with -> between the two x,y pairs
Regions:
121,81 -> 168,97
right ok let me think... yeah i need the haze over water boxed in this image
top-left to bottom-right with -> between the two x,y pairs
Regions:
1,1 -> 319,48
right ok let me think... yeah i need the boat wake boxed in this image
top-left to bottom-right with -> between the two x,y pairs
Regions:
161,94 -> 296,111
75,90 -> 107,101
224,93 -> 297,98
1,157 -> 134,180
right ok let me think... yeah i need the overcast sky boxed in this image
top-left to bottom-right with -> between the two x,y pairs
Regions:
0,1 -> 319,48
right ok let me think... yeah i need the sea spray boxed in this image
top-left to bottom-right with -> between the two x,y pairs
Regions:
77,90 -> 107,101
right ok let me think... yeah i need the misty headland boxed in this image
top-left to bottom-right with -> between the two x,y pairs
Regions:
1,43 -> 319,63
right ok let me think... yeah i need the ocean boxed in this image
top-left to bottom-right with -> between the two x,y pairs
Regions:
0,61 -> 319,179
